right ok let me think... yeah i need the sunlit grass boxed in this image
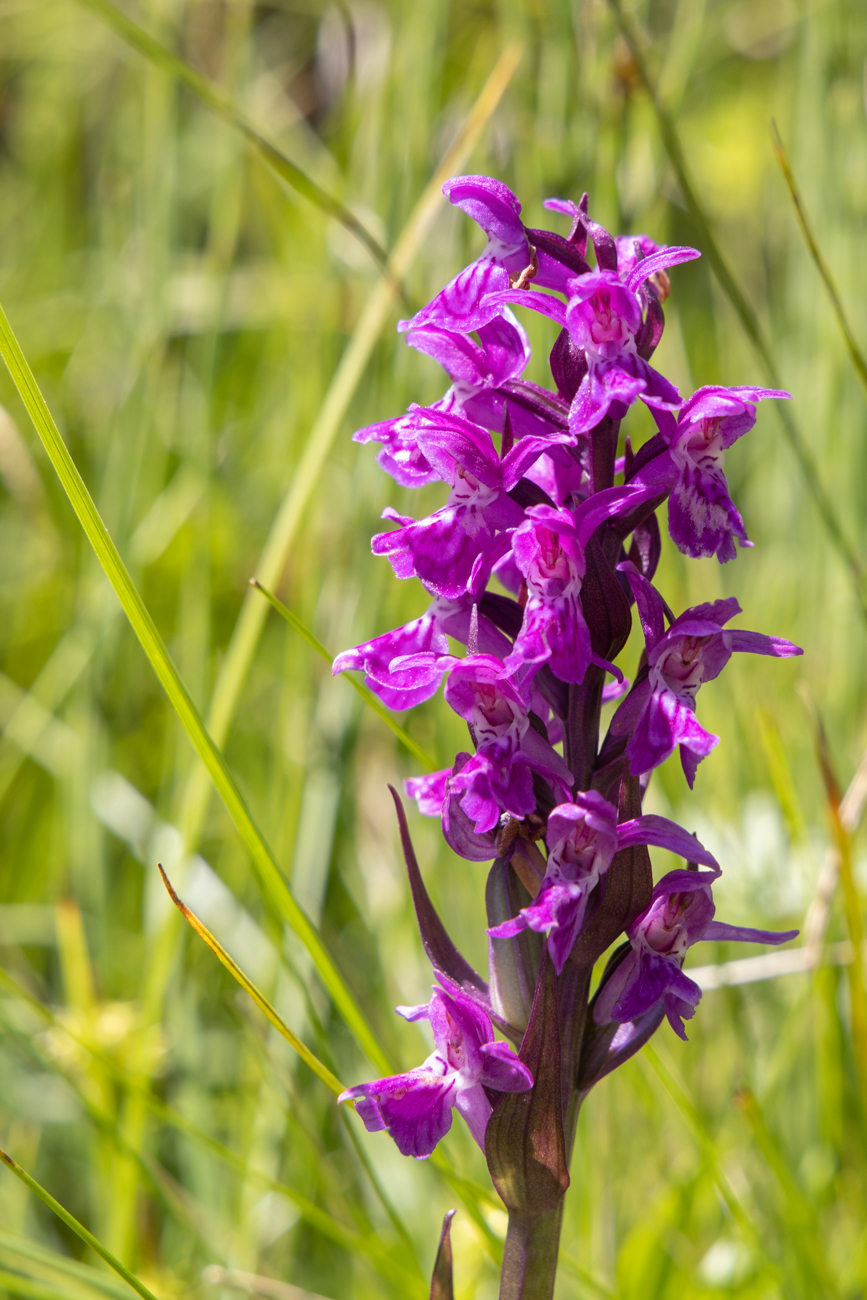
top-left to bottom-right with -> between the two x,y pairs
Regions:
0,1 -> 865,1297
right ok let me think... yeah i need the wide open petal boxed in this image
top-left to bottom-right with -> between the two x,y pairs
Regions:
372,503 -> 496,600
373,1068 -> 458,1159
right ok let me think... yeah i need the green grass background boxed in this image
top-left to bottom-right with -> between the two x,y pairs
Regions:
0,0 -> 865,1296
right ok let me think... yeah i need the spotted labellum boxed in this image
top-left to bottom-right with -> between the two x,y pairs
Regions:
334,175 -> 801,1300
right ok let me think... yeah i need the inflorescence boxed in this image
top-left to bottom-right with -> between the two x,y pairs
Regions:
334,176 -> 801,1167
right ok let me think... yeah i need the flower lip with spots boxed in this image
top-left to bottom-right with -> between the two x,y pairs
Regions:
631,385 -> 791,562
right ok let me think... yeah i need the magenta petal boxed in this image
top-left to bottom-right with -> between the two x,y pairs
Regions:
403,257 -> 514,335
487,914 -> 530,939
616,814 -> 719,869
702,921 -> 799,945
627,689 -> 718,777
442,174 -> 524,243
405,768 -> 451,817
372,504 -> 496,600
454,1084 -> 492,1150
623,245 -> 700,294
374,1068 -> 458,1159
616,560 -> 666,649
729,630 -> 803,658
478,1040 -> 534,1092
481,287 -> 568,330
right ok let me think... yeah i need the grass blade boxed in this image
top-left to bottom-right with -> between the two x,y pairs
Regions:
250,579 -> 438,770
806,703 -> 867,1094
608,0 -> 867,622
770,119 -> 867,396
0,298 -> 391,1078
158,864 -> 344,1095
0,1150 -> 162,1300
76,0 -> 393,280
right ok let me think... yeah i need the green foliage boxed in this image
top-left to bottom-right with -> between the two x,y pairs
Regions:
0,1 -> 865,1297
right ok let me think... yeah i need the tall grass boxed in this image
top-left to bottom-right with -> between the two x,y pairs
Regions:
0,1 -> 865,1297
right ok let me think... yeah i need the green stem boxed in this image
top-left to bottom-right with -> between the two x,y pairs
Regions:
498,1206 -> 565,1300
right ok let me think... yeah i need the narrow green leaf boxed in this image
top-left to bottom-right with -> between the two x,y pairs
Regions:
770,120 -> 867,396
0,1151 -> 162,1300
158,864 -> 345,1094
76,0 -> 393,280
0,1231 -> 135,1300
251,580 -> 438,770
0,297 -> 391,1078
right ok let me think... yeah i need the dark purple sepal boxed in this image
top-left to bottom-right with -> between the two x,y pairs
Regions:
389,785 -> 490,1002
430,1210 -> 457,1300
582,533 -> 633,665
635,293 -> 665,361
578,946 -> 665,1091
568,773 -> 653,969
626,510 -> 662,581
487,859 -> 544,1037
549,328 -> 589,403
524,227 -> 591,280
584,217 -> 618,271
486,949 -> 570,1214
624,432 -> 667,483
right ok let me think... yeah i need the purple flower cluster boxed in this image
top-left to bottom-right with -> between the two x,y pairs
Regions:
335,177 -> 800,1167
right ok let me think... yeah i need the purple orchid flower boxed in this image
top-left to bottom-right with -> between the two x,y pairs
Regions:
611,562 -> 803,786
398,176 -> 534,336
442,655 -> 573,834
371,412 -> 573,600
399,175 -> 592,338
338,985 -> 532,1158
488,791 -> 719,974
504,486 -> 654,683
354,311 -> 554,490
592,867 -> 798,1039
332,594 -> 510,711
483,249 -> 699,437
632,385 -> 791,562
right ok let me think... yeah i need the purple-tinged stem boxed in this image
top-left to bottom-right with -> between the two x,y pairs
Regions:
498,1206 -> 564,1300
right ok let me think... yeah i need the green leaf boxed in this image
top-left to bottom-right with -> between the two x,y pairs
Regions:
0,1153 -> 162,1300
0,296 -> 391,1078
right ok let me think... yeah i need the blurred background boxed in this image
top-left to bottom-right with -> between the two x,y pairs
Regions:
0,0 -> 865,1296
